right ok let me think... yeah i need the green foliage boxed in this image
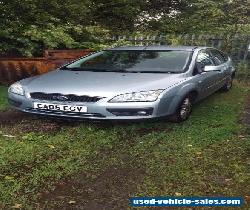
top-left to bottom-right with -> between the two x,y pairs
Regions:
90,0 -> 142,32
155,0 -> 250,34
0,86 -> 8,111
236,62 -> 250,81
23,24 -> 77,56
0,0 -> 249,56
0,0 -> 92,56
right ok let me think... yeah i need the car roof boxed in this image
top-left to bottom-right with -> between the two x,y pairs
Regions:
106,45 -> 201,52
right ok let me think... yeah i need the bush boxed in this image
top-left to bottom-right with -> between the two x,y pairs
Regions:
235,61 -> 250,81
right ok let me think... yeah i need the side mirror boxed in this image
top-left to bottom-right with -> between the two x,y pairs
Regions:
204,65 -> 221,72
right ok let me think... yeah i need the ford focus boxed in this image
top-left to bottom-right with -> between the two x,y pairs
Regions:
8,46 -> 235,122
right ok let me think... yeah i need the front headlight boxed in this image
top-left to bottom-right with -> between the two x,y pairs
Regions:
109,89 -> 164,103
8,82 -> 24,96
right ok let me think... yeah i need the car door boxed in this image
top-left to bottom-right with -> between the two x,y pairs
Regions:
194,49 -> 220,98
209,49 -> 229,89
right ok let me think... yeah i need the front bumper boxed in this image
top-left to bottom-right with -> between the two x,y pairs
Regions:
8,92 -> 173,120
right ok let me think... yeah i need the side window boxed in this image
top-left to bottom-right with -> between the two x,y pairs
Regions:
194,50 -> 214,74
220,51 -> 229,62
210,49 -> 226,65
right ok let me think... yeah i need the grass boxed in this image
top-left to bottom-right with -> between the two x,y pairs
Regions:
0,83 -> 249,209
0,86 -> 8,111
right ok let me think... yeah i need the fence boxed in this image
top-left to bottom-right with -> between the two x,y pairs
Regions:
106,34 -> 250,63
1,34 -> 249,85
0,49 -> 92,85
105,34 -> 250,80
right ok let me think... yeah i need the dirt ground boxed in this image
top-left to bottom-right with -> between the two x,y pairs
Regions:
0,111 -> 79,134
0,110 -> 30,124
37,164 -> 145,210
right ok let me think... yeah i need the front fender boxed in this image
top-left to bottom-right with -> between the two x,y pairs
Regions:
159,83 -> 199,116
175,83 -> 199,97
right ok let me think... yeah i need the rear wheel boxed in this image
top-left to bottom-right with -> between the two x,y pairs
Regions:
170,95 -> 192,123
221,76 -> 233,91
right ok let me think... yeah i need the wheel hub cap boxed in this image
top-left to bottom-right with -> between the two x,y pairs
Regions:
180,98 -> 192,119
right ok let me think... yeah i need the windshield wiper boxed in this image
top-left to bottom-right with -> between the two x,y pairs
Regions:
60,67 -> 179,74
60,66 -> 70,70
60,67 -> 130,72
129,71 -> 180,74
60,67 -> 84,71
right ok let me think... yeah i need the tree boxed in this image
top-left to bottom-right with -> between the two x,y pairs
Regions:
0,0 -> 92,56
170,0 -> 250,34
0,0 -> 249,56
89,0 -> 142,32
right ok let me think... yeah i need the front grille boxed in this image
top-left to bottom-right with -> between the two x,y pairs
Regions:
30,92 -> 103,103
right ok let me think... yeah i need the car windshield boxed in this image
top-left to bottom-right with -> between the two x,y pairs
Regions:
62,50 -> 192,73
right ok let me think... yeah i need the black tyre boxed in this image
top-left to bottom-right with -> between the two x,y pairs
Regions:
221,76 -> 233,91
170,95 -> 192,123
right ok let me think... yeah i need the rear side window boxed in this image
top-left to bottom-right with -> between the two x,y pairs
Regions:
196,50 -> 214,67
210,49 -> 228,65
220,51 -> 229,62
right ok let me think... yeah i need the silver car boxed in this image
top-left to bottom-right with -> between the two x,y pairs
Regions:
8,46 -> 235,122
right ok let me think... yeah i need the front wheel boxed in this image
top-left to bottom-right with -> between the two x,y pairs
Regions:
170,96 -> 192,123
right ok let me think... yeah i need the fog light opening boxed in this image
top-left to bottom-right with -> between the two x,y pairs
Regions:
107,108 -> 153,116
137,111 -> 147,115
